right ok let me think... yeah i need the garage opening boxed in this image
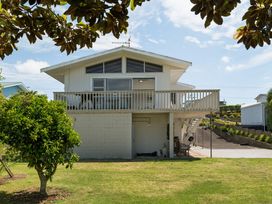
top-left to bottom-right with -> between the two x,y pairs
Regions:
132,113 -> 168,158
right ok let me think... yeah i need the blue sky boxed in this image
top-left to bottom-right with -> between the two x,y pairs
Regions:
1,0 -> 272,105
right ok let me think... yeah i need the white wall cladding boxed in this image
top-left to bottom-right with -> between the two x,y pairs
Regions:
63,53 -> 179,92
71,113 -> 132,159
241,103 -> 265,126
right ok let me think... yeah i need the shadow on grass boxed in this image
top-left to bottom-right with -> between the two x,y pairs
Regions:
79,157 -> 202,163
0,188 -> 69,204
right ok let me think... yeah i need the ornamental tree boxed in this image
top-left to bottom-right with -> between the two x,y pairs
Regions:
0,92 -> 80,195
0,0 -> 148,59
191,0 -> 272,49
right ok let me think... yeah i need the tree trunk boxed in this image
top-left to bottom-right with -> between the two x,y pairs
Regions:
37,170 -> 48,196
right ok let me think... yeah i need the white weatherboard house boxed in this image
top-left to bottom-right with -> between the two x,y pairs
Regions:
1,82 -> 28,98
42,47 -> 219,159
241,94 -> 267,129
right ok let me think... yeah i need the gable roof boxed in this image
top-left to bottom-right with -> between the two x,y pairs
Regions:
255,94 -> 267,101
41,46 -> 192,73
1,82 -> 28,92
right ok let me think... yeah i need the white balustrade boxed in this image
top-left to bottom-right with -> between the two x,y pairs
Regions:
54,90 -> 220,112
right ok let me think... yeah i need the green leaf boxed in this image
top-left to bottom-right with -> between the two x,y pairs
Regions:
130,0 -> 135,11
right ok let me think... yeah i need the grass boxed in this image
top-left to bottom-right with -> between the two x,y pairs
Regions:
1,159 -> 272,204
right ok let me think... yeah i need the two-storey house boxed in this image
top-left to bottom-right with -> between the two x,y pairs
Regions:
42,47 -> 219,159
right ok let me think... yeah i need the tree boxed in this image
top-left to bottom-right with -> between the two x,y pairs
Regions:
0,0 -> 148,59
191,0 -> 272,49
0,92 -> 80,195
267,89 -> 272,131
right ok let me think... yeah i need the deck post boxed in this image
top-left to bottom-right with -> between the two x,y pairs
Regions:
169,112 -> 174,158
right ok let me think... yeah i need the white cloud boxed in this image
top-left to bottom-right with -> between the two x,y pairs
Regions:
185,36 -> 201,45
224,43 -> 242,50
156,17 -> 162,24
221,56 -> 230,63
128,1 -> 162,31
82,33 -> 141,52
184,35 -> 223,48
225,49 -> 272,72
15,59 -> 49,74
162,0 -> 211,33
148,38 -> 159,44
0,60 -> 63,99
162,0 -> 248,41
18,36 -> 57,53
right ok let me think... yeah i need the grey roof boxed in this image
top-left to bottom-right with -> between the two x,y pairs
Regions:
41,46 -> 192,73
1,82 -> 28,92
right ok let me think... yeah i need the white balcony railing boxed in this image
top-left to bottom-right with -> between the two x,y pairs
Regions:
54,90 -> 219,112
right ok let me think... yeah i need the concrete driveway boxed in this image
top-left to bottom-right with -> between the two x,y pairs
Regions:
190,128 -> 272,158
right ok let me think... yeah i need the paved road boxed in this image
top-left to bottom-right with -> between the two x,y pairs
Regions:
190,128 -> 272,158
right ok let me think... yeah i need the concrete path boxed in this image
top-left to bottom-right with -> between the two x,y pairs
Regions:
190,128 -> 272,158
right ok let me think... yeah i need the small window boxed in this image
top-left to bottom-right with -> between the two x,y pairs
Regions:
86,63 -> 103,73
93,78 -> 105,91
104,58 -> 122,73
145,62 -> 163,72
127,58 -> 144,73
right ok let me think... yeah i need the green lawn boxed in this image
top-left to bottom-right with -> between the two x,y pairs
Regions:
1,159 -> 272,204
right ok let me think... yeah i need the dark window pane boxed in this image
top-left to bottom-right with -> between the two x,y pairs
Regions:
93,78 -> 105,91
93,78 -> 104,87
145,62 -> 163,72
127,58 -> 144,73
106,79 -> 132,91
104,59 -> 122,73
86,63 -> 103,73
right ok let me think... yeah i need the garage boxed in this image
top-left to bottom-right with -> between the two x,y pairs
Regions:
132,113 -> 168,157
71,113 -> 132,159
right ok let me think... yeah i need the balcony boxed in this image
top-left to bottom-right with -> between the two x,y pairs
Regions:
54,90 -> 220,113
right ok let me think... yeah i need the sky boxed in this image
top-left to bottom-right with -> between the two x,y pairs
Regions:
1,0 -> 272,105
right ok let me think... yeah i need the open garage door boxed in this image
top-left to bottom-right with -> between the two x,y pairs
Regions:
132,113 -> 168,157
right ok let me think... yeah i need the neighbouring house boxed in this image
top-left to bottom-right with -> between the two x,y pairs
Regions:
42,47 -> 219,159
241,94 -> 267,130
0,82 -> 28,98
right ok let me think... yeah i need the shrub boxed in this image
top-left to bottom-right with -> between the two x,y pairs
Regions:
228,128 -> 235,136
220,126 -> 228,132
264,135 -> 271,143
244,132 -> 250,137
234,129 -> 240,135
248,133 -> 254,138
267,137 -> 272,144
258,134 -> 265,142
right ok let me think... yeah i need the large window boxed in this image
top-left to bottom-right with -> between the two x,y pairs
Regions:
86,58 -> 122,74
93,78 -> 132,91
145,62 -> 163,72
104,59 -> 122,73
127,58 -> 144,73
106,79 -> 132,90
126,58 -> 163,73
86,63 -> 103,73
